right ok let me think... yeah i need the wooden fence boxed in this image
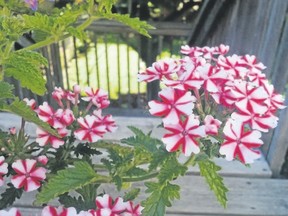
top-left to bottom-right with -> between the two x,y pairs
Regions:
188,0 -> 288,176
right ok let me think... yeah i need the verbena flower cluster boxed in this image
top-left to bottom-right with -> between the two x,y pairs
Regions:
138,44 -> 286,164
0,194 -> 143,216
0,86 -> 142,215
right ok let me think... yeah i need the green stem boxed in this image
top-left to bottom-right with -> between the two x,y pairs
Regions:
184,154 -> 196,166
21,37 -> 56,51
122,172 -> 159,182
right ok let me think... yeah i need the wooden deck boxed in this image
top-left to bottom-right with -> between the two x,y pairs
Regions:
0,113 -> 288,215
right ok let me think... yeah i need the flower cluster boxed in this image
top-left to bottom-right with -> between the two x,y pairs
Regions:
0,194 -> 143,216
138,44 -> 286,164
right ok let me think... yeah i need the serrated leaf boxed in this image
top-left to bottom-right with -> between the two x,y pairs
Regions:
198,160 -> 228,208
3,50 -> 47,95
97,0 -> 118,12
35,161 -> 110,205
59,194 -> 96,212
101,13 -> 154,38
0,183 -> 23,209
1,98 -> 58,137
123,188 -> 140,202
126,167 -> 148,177
0,81 -> 14,100
67,27 -> 88,41
158,156 -> 187,184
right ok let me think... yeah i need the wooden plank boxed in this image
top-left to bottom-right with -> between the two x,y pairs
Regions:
5,176 -> 288,216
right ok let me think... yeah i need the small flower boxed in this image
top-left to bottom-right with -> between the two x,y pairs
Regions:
37,155 -> 48,165
138,59 -> 181,82
37,102 -> 65,128
24,0 -> 38,11
9,127 -> 17,135
82,88 -> 110,109
0,156 -> 8,186
89,194 -> 127,216
162,115 -> 206,156
93,110 -> 117,133
148,88 -> 196,125
52,87 -> 66,107
219,119 -> 263,164
122,201 -> 143,216
41,206 -> 79,216
204,115 -> 222,135
36,127 -> 67,148
11,159 -> 46,192
23,98 -> 36,110
0,208 -> 22,216
74,115 -> 106,143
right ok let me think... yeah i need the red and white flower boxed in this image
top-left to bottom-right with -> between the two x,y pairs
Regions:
89,194 -> 127,216
93,110 -> 117,133
11,159 -> 46,192
228,80 -> 268,115
74,115 -> 106,143
0,208 -> 21,216
23,98 -> 36,110
36,127 -> 68,148
37,102 -> 65,129
148,88 -> 196,124
138,59 -> 181,82
82,88 -> 110,109
0,156 -> 8,186
122,201 -> 143,216
41,206 -> 79,216
219,119 -> 263,164
204,115 -> 222,135
162,115 -> 206,156
37,155 -> 48,165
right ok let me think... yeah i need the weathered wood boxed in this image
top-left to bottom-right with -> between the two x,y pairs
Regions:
5,176 -> 288,216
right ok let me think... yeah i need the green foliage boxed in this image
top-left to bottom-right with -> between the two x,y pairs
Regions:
142,155 -> 187,215
0,81 -> 14,101
59,193 -> 96,212
35,161 -> 110,205
123,188 -> 141,202
0,183 -> 23,209
101,13 -> 154,38
97,0 -> 118,12
3,50 -> 47,95
0,98 -> 58,137
198,160 -> 228,208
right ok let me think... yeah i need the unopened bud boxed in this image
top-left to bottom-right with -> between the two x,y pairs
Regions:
9,127 -> 17,135
73,84 -> 81,94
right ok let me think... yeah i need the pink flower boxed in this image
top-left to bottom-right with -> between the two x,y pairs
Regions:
162,115 -> 206,156
89,194 -> 127,216
93,110 -> 117,133
9,127 -> 17,135
148,88 -> 196,124
37,102 -> 65,128
11,159 -> 46,192
74,115 -> 106,143
0,156 -> 8,186
138,59 -> 181,82
82,88 -> 110,109
231,111 -> 279,133
0,208 -> 22,216
122,201 -> 143,216
36,127 -> 68,148
37,155 -> 48,165
229,80 -> 268,115
204,115 -> 222,135
41,206 -> 79,216
59,109 -> 75,126
23,98 -> 36,110
52,87 -> 66,107
24,0 -> 38,11
197,64 -> 228,93
239,55 -> 266,74
219,119 -> 263,164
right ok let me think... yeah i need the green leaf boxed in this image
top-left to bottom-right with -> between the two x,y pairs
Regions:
0,183 -> 23,209
1,98 -> 58,137
157,156 -> 187,184
35,161 -> 110,205
123,188 -> 140,202
198,160 -> 228,208
59,193 -> 96,212
3,50 -> 47,95
0,81 -> 14,100
66,26 -> 88,41
97,0 -> 118,12
100,13 -> 154,38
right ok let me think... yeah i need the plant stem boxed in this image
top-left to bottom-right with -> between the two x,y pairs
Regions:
184,154 -> 196,166
122,172 -> 159,182
21,37 -> 56,51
